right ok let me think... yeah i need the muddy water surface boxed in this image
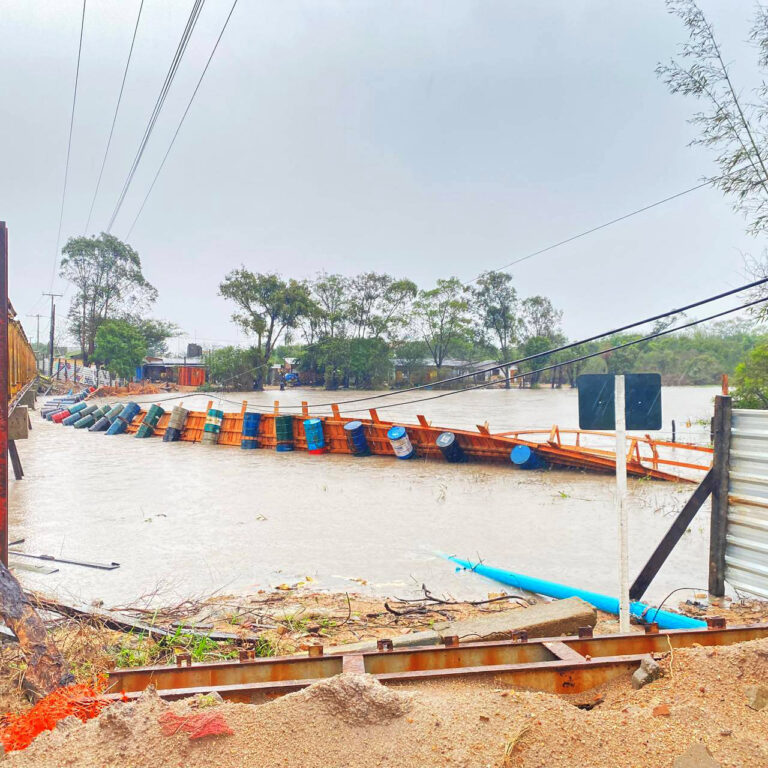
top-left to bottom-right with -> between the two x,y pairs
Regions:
10,386 -> 718,607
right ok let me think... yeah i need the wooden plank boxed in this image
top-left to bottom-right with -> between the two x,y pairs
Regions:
630,469 -> 714,601
709,396 -> 732,597
8,441 -> 22,480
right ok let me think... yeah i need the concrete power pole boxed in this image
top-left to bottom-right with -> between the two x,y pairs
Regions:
41,293 -> 62,377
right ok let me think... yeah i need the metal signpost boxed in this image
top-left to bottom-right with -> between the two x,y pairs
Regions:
578,373 -> 662,633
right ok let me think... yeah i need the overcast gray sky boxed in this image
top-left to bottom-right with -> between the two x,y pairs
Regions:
1,1 -> 762,353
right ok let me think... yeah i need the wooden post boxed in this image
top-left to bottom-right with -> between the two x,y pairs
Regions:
709,395 -> 732,598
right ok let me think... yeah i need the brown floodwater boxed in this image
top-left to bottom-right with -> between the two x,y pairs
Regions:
10,386 -> 719,608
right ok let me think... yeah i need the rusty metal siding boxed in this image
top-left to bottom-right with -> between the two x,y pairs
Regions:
727,409 -> 768,598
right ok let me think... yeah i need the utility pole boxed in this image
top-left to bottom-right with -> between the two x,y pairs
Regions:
41,292 -> 62,377
26,313 -> 42,370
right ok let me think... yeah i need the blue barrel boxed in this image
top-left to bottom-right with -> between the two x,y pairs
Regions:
303,418 -> 325,452
276,443 -> 294,452
510,444 -> 547,470
387,425 -> 414,460
241,412 -> 261,449
62,404 -> 96,426
436,432 -> 466,463
106,402 -> 140,435
344,421 -> 369,456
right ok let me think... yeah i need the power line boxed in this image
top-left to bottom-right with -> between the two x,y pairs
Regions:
245,276 -> 768,411
83,0 -> 145,235
474,181 -> 711,282
126,0 -> 240,239
106,0 -> 206,233
51,0 -> 87,290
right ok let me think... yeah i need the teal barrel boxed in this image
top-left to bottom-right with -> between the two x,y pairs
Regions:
106,402 -> 140,435
241,412 -> 261,449
90,404 -> 122,432
201,408 -> 224,445
62,404 -> 97,426
274,415 -> 294,452
303,418 -> 325,453
136,404 -> 165,438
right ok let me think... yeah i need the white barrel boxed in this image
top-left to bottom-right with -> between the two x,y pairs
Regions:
387,425 -> 414,459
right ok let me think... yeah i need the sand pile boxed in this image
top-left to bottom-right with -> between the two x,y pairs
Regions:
7,638 -> 768,768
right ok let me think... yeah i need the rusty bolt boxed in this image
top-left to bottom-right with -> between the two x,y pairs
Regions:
175,652 -> 192,668
308,645 -> 324,657
512,630 -> 528,644
706,616 -> 726,630
643,622 -> 659,635
577,626 -> 593,639
377,638 -> 394,652
442,635 -> 460,647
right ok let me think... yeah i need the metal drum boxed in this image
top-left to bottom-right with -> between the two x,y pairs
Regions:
510,445 -> 547,470
106,402 -> 141,435
274,415 -> 294,451
201,408 -> 224,445
303,418 -> 326,454
62,404 -> 97,426
241,412 -> 261,449
387,425 -> 414,459
436,432 -> 466,463
136,404 -> 165,438
164,406 -> 189,442
344,421 -> 369,456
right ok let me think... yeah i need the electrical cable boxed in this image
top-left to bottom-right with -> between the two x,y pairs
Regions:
475,182 -> 711,281
106,0 -> 206,233
51,0 -> 87,290
125,0 -> 240,239
648,587 -> 705,624
83,0 -> 145,235
212,276 -> 768,412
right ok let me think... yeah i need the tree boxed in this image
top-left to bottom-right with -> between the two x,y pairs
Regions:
124,317 -> 180,356
206,346 -> 255,390
393,339 -> 430,385
660,1 -> 768,236
60,233 -> 156,364
732,341 -> 768,408
473,271 -> 518,387
93,320 -> 147,380
219,269 -> 313,388
347,273 -> 418,339
520,296 -> 562,340
413,278 -> 471,370
311,273 -> 349,339
349,337 -> 391,388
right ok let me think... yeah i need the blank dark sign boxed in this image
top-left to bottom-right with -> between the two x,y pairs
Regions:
577,373 -> 662,430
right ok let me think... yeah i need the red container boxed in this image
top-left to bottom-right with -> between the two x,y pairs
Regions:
51,410 -> 70,423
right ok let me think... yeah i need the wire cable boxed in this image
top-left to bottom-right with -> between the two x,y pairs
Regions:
51,0 -> 87,290
106,0 -> 206,232
475,182 -> 711,281
83,0 -> 145,235
125,0 -> 240,239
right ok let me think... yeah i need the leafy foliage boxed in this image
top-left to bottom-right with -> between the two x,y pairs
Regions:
733,341 -> 768,408
93,320 -> 147,380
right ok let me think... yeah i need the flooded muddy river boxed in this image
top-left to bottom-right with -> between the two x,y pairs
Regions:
11,386 -> 719,607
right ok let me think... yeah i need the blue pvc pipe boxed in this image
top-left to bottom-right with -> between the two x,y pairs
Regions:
445,555 -> 706,630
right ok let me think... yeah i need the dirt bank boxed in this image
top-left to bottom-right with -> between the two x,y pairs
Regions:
7,636 -> 768,768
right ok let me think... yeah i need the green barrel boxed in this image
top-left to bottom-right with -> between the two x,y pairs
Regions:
73,413 -> 96,429
274,414 -> 294,451
136,403 -> 165,438
106,403 -> 124,422
168,406 -> 189,431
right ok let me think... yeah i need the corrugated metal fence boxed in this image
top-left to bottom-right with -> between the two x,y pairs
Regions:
726,409 -> 768,598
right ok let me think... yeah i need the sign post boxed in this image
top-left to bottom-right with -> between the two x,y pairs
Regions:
614,375 -> 629,632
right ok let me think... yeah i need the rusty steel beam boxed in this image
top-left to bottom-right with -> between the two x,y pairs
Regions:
104,620 -> 768,703
0,222 -> 8,566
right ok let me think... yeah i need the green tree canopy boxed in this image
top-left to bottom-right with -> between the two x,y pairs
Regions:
93,320 -> 147,380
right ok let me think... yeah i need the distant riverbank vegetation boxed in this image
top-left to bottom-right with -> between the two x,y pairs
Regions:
209,267 -> 767,392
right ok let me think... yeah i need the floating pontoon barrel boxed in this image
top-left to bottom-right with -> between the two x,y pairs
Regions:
164,406 -> 189,442
303,418 -> 325,453
241,412 -> 261,449
436,432 -> 466,463
201,408 -> 224,445
344,421 -> 369,456
106,402 -> 141,435
51,410 -> 70,423
510,445 -> 547,470
65,402 -> 87,417
90,404 -> 122,433
73,413 -> 96,429
105,403 -> 124,423
387,425 -> 414,460
275,415 -> 294,451
137,404 -> 165,438
62,404 -> 96,426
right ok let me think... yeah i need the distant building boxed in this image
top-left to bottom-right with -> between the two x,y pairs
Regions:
136,356 -> 207,386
